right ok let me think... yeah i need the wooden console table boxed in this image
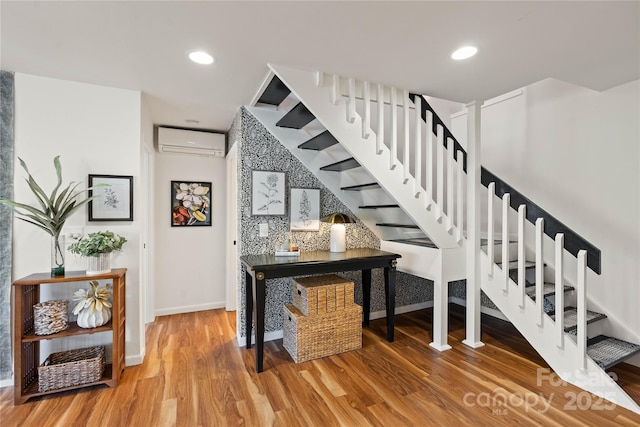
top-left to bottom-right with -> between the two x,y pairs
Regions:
12,269 -> 126,404
240,248 -> 400,373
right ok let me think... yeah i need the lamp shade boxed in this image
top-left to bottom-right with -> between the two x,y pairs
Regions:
321,213 -> 355,252
320,213 -> 355,224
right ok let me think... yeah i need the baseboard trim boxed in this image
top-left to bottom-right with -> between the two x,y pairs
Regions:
155,301 -> 226,317
236,329 -> 284,347
125,354 -> 144,367
369,301 -> 434,320
449,297 -> 509,321
0,377 -> 13,388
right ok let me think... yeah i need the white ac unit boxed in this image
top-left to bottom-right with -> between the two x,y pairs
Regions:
157,126 -> 226,157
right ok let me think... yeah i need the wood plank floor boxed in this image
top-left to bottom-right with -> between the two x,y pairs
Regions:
2,304 -> 640,426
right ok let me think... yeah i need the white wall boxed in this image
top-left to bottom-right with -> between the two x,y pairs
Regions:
13,73 -> 144,365
153,152 -> 227,316
452,79 -> 640,350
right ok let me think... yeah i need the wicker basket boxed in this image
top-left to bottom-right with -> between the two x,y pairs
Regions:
33,300 -> 69,336
283,303 -> 362,363
38,346 -> 106,392
293,274 -> 354,316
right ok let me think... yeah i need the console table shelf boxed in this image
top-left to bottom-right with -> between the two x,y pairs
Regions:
12,269 -> 126,404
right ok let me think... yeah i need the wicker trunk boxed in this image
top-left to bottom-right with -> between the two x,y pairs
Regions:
293,274 -> 354,316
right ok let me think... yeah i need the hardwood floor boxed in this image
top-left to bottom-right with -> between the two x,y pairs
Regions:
2,304 -> 640,426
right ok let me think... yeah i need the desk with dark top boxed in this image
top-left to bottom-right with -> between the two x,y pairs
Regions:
240,248 -> 401,373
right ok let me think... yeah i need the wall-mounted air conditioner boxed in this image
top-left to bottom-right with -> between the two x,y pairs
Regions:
157,126 -> 226,157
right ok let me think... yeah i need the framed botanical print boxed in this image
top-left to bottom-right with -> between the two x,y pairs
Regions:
171,181 -> 212,226
251,170 -> 286,216
88,174 -> 133,221
290,188 -> 320,231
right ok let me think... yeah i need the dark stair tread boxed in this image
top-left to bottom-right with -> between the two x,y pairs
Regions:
496,260 -> 536,270
586,335 -> 640,370
376,223 -> 420,229
359,204 -> 399,209
298,131 -> 339,151
276,102 -> 315,129
388,238 -> 438,248
256,76 -> 291,106
550,306 -> 607,332
320,158 -> 360,172
481,238 -> 517,245
341,183 -> 380,191
525,283 -> 574,300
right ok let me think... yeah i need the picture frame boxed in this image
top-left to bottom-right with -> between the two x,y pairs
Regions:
171,181 -> 212,227
88,174 -> 133,221
251,170 -> 286,216
290,188 -> 320,231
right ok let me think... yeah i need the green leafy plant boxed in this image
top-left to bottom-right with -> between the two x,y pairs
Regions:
68,230 -> 127,257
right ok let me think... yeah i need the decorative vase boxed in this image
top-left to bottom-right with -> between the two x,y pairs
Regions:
51,234 -> 65,277
86,253 -> 111,275
76,306 -> 111,328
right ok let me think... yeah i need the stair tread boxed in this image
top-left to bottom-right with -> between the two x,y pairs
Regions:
320,158 -> 360,172
359,204 -> 399,209
388,238 -> 438,248
341,183 -> 380,191
376,223 -> 420,229
256,76 -> 291,106
496,260 -> 536,270
550,307 -> 607,332
276,102 -> 315,129
525,283 -> 574,300
298,130 -> 339,151
586,335 -> 640,370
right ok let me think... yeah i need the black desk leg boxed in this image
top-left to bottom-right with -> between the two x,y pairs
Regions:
252,272 -> 267,373
362,269 -> 371,326
384,264 -> 396,342
245,270 -> 253,349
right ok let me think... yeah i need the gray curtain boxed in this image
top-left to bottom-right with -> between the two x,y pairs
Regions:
0,70 -> 15,381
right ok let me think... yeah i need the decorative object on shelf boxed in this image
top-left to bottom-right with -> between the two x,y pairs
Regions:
88,174 -> 133,221
38,346 -> 106,393
251,170 -> 286,216
68,230 -> 127,275
171,181 -> 212,226
321,213 -> 355,252
33,299 -> 69,335
72,280 -> 112,328
0,156 -> 99,276
290,188 -> 320,231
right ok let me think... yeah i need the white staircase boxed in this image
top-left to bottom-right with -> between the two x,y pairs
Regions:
249,64 -> 640,415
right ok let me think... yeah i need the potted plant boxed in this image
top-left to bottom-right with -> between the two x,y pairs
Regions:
72,280 -> 112,328
0,156 -> 98,276
68,230 -> 127,275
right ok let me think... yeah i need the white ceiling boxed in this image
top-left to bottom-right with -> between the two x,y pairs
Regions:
1,1 -> 638,132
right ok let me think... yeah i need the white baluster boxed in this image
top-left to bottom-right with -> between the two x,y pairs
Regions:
376,84 -> 384,155
331,74 -> 340,105
315,71 -> 323,87
535,218 -> 544,326
362,81 -> 371,139
456,150 -> 464,242
390,87 -> 398,170
555,233 -> 565,348
403,89 -> 410,184
436,124 -> 444,221
347,78 -> 356,123
425,110 -> 433,210
446,138 -> 454,232
414,96 -> 422,197
487,182 -> 495,277
502,193 -> 511,292
518,205 -> 526,308
577,250 -> 587,370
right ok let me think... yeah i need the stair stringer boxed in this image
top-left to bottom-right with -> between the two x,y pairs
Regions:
480,251 -> 640,415
268,64 -> 461,249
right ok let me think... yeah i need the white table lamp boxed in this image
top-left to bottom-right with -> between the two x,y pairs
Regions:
321,213 -> 355,252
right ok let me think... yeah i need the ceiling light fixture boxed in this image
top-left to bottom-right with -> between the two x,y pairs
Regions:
188,50 -> 214,65
451,46 -> 478,60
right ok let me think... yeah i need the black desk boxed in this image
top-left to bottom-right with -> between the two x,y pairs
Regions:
240,248 -> 401,373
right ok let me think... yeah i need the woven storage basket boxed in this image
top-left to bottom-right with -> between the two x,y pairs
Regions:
38,346 -> 106,392
33,300 -> 69,335
283,303 -> 362,363
293,274 -> 354,316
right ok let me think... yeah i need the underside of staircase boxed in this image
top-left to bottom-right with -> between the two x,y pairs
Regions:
248,64 -> 640,415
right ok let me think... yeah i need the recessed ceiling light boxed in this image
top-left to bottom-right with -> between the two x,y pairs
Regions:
451,46 -> 478,60
188,50 -> 214,65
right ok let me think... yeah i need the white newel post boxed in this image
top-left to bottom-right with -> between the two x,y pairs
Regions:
463,100 -> 484,348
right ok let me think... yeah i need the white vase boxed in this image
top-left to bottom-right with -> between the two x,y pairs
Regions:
86,253 -> 111,275
77,306 -> 112,328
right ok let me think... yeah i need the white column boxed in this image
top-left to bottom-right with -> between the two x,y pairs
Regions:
463,100 -> 484,349
429,251 -> 451,351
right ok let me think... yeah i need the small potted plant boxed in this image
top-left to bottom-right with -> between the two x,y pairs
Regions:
72,280 -> 112,328
68,230 -> 127,275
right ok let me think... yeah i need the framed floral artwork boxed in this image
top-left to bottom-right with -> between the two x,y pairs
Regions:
171,181 -> 212,226
251,170 -> 286,216
88,174 -> 133,221
290,188 -> 320,231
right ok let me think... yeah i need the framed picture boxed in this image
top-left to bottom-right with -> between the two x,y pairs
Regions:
251,170 -> 286,216
88,175 -> 133,221
171,181 -> 212,226
290,188 -> 320,231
